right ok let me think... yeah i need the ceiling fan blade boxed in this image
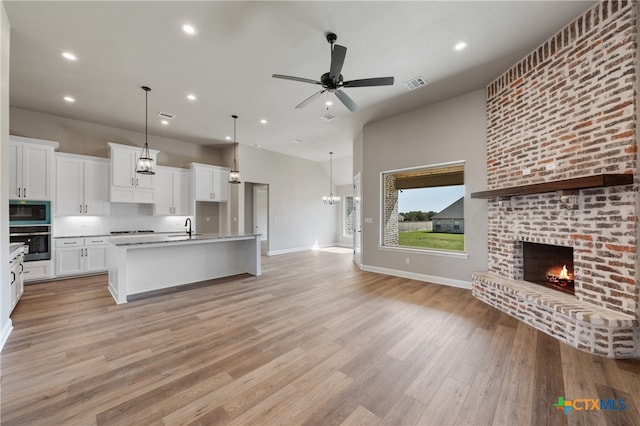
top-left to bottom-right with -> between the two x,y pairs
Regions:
272,74 -> 322,85
343,77 -> 395,88
295,90 -> 326,109
329,45 -> 347,82
335,89 -> 357,112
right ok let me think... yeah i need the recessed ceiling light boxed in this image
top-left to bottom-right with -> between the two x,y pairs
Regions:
63,96 -> 75,103
225,136 -> 232,140
182,24 -> 196,35
325,100 -> 333,106
254,144 -> 261,148
62,51 -> 77,61
187,94 -> 197,101
260,119 -> 268,124
292,139 -> 302,144
161,120 -> 169,125
454,42 -> 467,51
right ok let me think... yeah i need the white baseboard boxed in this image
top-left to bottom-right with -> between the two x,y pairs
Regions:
268,243 -> 340,256
361,264 -> 472,290
0,319 -> 13,352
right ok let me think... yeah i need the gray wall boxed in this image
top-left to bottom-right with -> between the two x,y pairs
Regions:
10,107 -> 222,168
359,89 -> 488,287
0,1 -> 10,348
233,144 -> 337,254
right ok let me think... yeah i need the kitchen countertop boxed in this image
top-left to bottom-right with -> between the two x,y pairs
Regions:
109,233 -> 260,247
10,242 -> 25,253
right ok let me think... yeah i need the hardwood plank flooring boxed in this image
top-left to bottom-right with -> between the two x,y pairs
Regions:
2,248 -> 639,425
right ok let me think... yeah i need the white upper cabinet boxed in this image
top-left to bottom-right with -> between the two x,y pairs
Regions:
9,136 -> 58,200
108,142 -> 158,203
191,163 -> 229,202
55,154 -> 110,216
155,166 -> 191,216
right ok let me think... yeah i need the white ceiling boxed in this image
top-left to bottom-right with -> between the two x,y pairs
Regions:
5,1 -> 595,164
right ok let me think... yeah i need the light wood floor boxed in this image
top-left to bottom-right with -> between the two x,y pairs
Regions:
2,249 -> 639,425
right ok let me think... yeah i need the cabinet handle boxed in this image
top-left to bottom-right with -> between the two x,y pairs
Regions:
131,177 -> 134,186
84,205 -> 88,214
85,248 -> 88,256
23,188 -> 27,198
80,204 -> 83,213
136,178 -> 139,186
20,263 -> 24,274
18,188 -> 21,197
80,248 -> 84,257
64,242 -> 77,245
11,271 -> 15,285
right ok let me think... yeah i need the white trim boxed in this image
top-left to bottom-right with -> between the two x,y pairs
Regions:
378,245 -> 468,259
361,264 -> 472,290
268,243 -> 337,256
0,319 -> 13,352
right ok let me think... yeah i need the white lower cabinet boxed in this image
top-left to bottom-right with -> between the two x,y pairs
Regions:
10,248 -> 24,313
55,237 -> 109,276
23,260 -> 53,282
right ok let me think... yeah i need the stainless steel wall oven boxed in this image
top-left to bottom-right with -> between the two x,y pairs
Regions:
9,226 -> 51,262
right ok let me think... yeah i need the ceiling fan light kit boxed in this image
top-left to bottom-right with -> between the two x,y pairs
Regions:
273,32 -> 394,112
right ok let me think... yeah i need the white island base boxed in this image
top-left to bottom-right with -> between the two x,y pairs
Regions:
108,234 -> 261,304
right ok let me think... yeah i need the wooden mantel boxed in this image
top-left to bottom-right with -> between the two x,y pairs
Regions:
470,174 -> 634,199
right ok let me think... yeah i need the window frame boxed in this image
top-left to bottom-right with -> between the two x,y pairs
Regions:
379,160 -> 467,258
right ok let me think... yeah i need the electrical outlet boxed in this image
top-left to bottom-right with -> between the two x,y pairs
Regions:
523,168 -> 531,175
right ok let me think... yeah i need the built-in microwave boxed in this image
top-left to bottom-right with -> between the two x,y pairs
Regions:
9,200 -> 51,225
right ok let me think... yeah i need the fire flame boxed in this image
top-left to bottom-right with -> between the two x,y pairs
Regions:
559,265 -> 569,280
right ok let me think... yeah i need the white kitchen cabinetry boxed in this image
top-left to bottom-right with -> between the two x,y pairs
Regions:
155,166 -> 191,215
9,136 -> 59,201
10,247 -> 24,313
108,142 -> 158,203
23,260 -> 53,282
191,163 -> 229,202
55,237 -> 110,276
55,154 -> 110,216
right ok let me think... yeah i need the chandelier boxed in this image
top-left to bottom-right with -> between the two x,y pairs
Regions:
228,114 -> 241,184
322,152 -> 340,205
136,86 -> 155,175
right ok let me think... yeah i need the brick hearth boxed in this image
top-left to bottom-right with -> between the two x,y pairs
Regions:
472,0 -> 640,358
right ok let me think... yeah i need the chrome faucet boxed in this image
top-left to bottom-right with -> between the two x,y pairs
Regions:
185,217 -> 192,236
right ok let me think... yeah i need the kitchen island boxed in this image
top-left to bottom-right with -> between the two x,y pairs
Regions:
108,233 -> 261,304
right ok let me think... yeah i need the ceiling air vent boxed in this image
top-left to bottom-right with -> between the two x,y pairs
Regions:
157,112 -> 176,120
404,76 -> 427,91
320,112 -> 338,122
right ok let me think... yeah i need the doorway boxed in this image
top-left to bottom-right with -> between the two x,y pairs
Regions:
245,182 -> 269,255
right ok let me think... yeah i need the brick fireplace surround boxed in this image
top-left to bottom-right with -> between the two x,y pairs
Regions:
472,0 -> 640,358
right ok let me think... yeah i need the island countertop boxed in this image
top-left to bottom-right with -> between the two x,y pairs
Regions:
108,233 -> 261,304
108,233 -> 260,247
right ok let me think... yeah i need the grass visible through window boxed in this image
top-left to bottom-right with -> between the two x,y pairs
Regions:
398,230 -> 464,251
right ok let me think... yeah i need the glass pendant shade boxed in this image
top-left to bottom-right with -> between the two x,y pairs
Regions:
136,86 -> 155,175
228,114 -> 241,184
323,151 -> 340,205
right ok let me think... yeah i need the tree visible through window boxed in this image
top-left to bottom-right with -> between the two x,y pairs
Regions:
382,163 -> 465,252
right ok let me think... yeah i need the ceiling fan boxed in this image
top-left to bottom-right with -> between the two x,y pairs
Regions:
272,32 -> 394,112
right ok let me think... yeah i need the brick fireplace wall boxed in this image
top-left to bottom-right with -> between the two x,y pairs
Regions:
473,0 -> 640,358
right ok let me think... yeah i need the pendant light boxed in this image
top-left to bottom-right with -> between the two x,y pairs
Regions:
228,114 -> 241,184
136,86 -> 155,175
322,152 -> 340,205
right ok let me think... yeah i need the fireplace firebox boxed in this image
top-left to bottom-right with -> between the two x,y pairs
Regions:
523,242 -> 575,295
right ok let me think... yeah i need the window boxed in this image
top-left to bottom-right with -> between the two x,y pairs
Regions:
382,162 -> 465,252
343,196 -> 354,237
